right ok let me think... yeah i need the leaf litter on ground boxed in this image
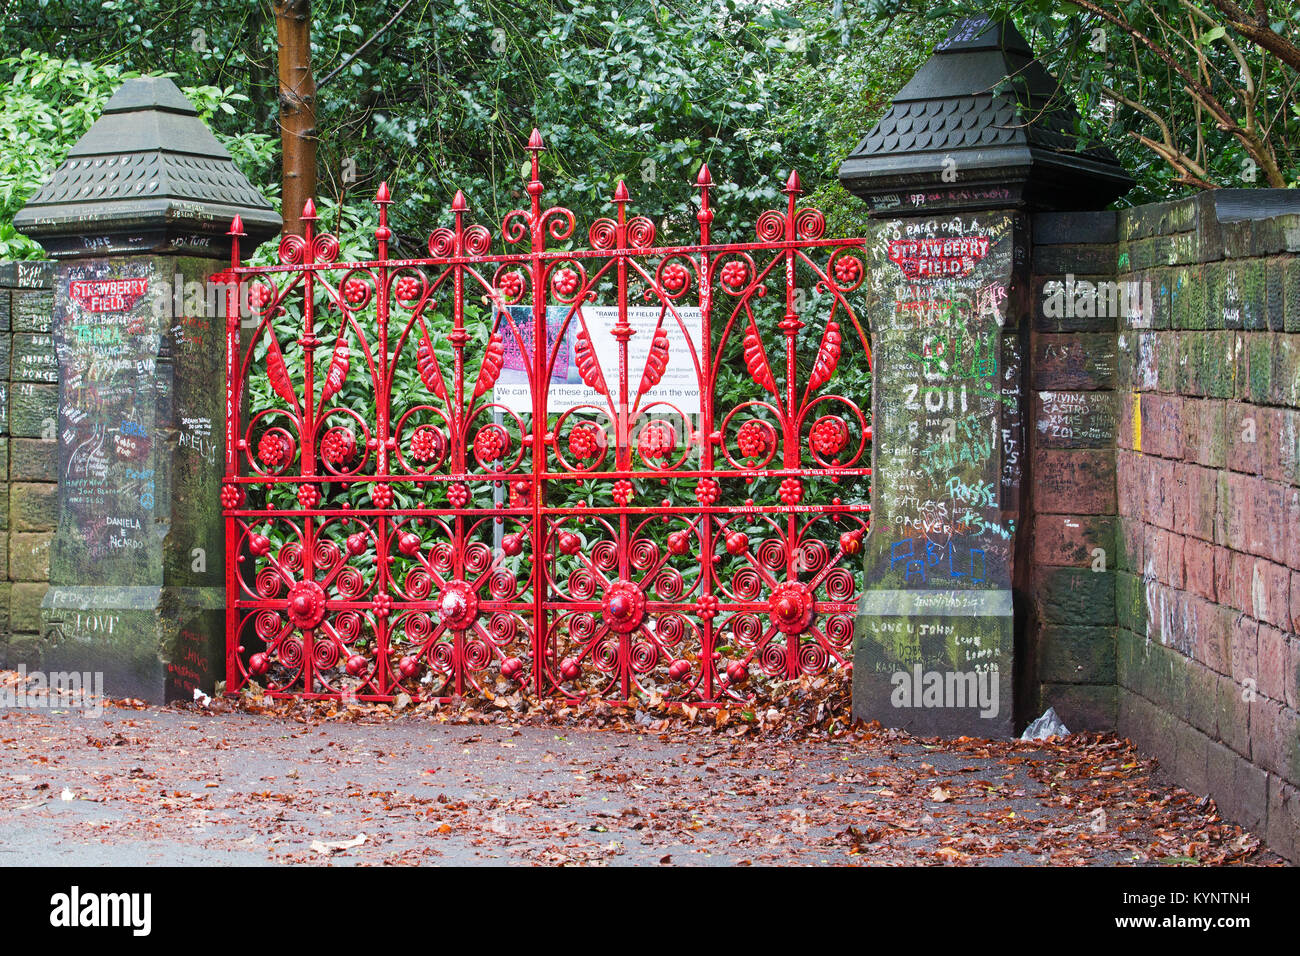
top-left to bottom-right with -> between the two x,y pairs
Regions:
0,667 -> 1283,866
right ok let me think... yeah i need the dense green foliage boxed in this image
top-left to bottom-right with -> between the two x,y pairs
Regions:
1,0 -> 942,259
5,0 -> 1297,260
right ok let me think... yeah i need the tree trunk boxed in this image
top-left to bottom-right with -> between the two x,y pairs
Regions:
274,0 -> 317,236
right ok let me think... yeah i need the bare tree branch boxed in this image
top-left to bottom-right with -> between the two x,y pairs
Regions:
1103,79 -> 1216,184
1132,130 -> 1219,187
1068,1 -> 1287,185
318,0 -> 416,90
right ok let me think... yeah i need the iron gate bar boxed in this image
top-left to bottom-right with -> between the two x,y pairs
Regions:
222,130 -> 872,706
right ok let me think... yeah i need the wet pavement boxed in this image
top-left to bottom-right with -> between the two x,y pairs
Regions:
0,701 -> 1282,866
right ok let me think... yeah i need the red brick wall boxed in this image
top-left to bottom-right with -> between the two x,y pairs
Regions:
1106,192 -> 1299,859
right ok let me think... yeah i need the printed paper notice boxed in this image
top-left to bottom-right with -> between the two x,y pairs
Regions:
492,305 -> 702,413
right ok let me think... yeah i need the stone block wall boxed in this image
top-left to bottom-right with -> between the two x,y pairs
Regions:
1025,212 -> 1121,732
0,261 -> 58,667
1106,193 -> 1300,860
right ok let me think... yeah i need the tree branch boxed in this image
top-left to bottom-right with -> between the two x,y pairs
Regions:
1131,130 -> 1219,188
1068,0 -> 1237,131
1069,0 -> 1287,186
1204,0 -> 1300,71
1102,80 -> 1214,185
318,0 -> 416,89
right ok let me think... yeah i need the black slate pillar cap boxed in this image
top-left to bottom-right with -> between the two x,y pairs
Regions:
12,76 -> 281,259
838,15 -> 1135,217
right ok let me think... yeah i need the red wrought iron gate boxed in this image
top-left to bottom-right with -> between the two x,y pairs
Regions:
221,132 -> 871,704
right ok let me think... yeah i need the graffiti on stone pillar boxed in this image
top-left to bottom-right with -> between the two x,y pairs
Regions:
865,213 -> 1020,595
54,257 -> 162,568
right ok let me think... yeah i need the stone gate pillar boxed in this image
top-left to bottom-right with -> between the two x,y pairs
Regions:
13,77 -> 279,701
838,17 -> 1132,734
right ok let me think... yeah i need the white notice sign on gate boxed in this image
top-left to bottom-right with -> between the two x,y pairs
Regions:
492,305 -> 702,413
